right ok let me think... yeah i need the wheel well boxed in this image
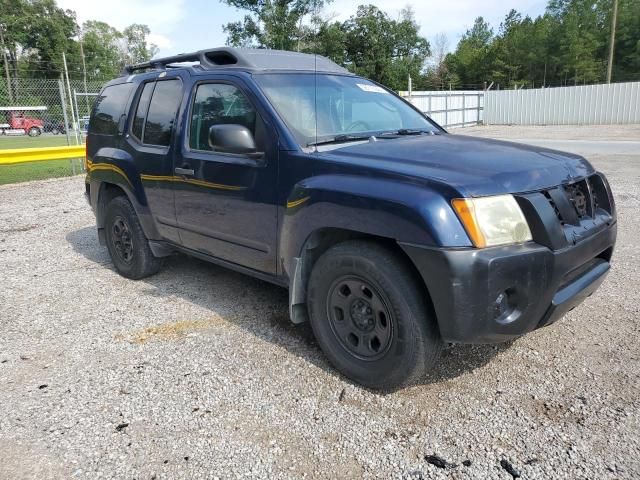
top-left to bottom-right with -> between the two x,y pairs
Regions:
291,228 -> 437,329
96,182 -> 127,228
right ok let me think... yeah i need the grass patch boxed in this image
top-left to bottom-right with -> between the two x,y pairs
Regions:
0,134 -> 85,185
0,135 -> 78,150
0,159 -> 84,185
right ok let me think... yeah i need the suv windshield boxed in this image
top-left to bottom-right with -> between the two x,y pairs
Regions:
255,73 -> 438,147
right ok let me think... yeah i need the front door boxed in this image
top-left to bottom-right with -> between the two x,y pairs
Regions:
173,78 -> 278,274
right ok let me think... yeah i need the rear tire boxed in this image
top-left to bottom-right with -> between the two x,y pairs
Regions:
104,196 -> 163,279
28,127 -> 41,137
307,241 -> 442,390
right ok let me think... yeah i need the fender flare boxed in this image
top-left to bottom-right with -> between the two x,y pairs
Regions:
88,147 -> 161,241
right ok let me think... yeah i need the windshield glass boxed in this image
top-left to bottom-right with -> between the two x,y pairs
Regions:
254,73 -> 438,146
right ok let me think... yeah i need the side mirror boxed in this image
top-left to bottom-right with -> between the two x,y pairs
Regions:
208,124 -> 262,158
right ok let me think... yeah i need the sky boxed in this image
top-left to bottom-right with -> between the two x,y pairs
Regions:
57,0 -> 549,58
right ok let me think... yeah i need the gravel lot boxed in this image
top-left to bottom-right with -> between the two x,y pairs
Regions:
1,125 -> 639,479
460,124 -> 640,141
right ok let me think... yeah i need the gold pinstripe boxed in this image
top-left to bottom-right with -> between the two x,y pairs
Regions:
286,196 -> 310,209
87,162 -> 133,187
140,174 -> 246,191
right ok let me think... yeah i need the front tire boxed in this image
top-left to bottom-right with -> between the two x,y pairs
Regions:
307,241 -> 442,390
104,196 -> 163,279
28,127 -> 42,137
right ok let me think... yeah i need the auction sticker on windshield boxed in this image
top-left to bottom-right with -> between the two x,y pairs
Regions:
357,83 -> 388,94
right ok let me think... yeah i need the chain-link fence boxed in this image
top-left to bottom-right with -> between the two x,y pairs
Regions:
0,76 -> 107,185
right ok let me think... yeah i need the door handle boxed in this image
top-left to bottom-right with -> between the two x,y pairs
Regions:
174,167 -> 195,176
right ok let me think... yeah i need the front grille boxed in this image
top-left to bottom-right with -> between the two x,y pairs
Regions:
515,173 -> 613,251
543,174 -> 611,226
565,182 -> 590,217
543,191 -> 562,221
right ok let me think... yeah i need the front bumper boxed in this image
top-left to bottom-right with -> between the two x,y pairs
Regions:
401,221 -> 617,344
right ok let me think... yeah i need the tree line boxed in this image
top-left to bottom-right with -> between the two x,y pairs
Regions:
0,0 -> 158,84
440,0 -> 640,90
1,0 -> 638,93
223,0 -> 639,90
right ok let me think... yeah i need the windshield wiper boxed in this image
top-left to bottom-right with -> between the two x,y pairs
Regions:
379,129 -> 434,137
307,134 -> 372,147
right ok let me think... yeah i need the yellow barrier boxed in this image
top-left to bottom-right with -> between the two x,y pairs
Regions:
0,145 -> 85,165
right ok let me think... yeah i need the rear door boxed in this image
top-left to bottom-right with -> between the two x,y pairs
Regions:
123,75 -> 184,243
173,76 -> 279,274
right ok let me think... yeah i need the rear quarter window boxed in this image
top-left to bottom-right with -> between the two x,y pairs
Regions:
89,83 -> 134,136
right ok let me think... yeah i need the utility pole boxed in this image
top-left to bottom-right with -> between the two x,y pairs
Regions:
0,24 -> 13,103
62,52 -> 80,145
79,29 -> 90,115
606,0 -> 619,83
58,76 -> 72,147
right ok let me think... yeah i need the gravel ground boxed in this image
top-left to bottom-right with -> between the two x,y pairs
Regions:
460,124 -> 640,141
1,125 -> 639,479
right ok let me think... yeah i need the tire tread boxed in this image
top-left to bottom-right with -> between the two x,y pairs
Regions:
307,240 -> 442,390
104,196 -> 163,280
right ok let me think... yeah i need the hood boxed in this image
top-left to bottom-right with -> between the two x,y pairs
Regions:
318,134 -> 594,197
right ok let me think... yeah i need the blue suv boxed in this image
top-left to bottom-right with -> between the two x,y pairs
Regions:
85,48 -> 617,389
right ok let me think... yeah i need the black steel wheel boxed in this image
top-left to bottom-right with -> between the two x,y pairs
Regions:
110,215 -> 134,264
104,195 -> 163,279
307,240 -> 443,390
327,276 -> 394,361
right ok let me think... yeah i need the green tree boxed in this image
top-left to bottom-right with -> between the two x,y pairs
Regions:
80,20 -> 123,78
609,0 -> 640,81
488,10 -> 553,88
0,0 -> 78,79
222,0 -> 329,50
443,1 -> 640,88
420,33 -> 455,89
309,16 -> 347,64
547,0 -> 606,84
122,24 -> 158,65
313,5 -> 429,91
444,17 -> 494,88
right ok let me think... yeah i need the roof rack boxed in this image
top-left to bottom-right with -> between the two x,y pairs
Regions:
122,47 -> 351,76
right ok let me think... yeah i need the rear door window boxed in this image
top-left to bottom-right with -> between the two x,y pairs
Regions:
90,83 -> 133,135
142,79 -> 182,146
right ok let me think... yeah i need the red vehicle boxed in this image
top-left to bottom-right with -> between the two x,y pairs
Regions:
0,106 -> 46,137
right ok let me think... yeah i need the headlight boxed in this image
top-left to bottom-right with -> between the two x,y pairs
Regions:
452,195 -> 532,248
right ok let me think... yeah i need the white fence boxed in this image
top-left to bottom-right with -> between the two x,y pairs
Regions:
485,81 -> 640,125
400,91 -> 484,128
